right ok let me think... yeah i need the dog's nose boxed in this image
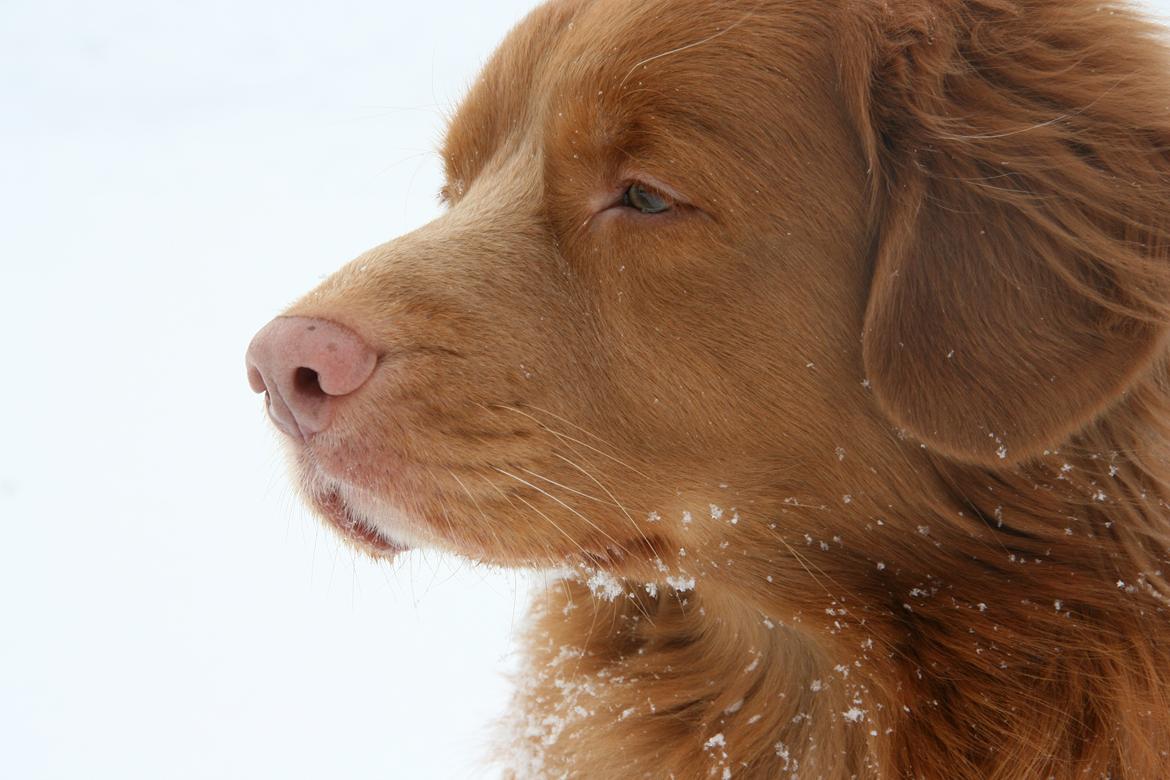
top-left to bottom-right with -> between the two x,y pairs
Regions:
246,316 -> 377,440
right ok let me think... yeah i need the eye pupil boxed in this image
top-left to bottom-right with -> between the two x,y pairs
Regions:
623,184 -> 671,214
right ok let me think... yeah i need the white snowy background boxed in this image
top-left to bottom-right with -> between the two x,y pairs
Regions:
1,1 -> 1168,778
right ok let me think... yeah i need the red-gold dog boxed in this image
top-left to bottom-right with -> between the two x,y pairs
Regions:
247,1 -> 1170,776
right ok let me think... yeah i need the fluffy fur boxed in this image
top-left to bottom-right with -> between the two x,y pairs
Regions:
259,0 -> 1170,776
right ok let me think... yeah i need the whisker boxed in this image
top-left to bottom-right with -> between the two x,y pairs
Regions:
489,403 -> 655,483
514,494 -> 595,564
551,451 -> 659,563
517,466 -> 612,506
514,402 -> 625,451
618,8 -> 758,89
477,470 -> 592,564
776,535 -> 835,600
493,467 -> 632,558
448,468 -> 509,561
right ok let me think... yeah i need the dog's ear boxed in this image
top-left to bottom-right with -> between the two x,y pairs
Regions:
840,0 -> 1170,466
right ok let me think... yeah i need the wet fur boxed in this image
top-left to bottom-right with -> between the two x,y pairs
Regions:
273,0 -> 1170,776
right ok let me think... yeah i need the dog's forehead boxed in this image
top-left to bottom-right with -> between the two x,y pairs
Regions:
442,0 -> 828,184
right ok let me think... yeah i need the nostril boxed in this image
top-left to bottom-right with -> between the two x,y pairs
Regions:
294,366 -> 325,399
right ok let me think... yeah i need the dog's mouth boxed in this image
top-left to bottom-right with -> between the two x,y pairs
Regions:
313,488 -> 408,560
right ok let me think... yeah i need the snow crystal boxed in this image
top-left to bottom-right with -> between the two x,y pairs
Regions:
775,741 -> 797,771
710,504 -> 724,520
587,570 -> 624,601
666,574 -> 696,592
843,707 -> 865,723
704,733 -> 726,750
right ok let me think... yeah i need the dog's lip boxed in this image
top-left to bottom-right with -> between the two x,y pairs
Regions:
315,489 -> 408,559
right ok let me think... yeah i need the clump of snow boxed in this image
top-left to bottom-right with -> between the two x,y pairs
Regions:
843,707 -> 865,723
666,574 -> 696,592
586,570 -> 624,601
776,741 -> 795,768
704,733 -> 726,749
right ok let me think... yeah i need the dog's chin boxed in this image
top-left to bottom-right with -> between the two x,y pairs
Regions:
310,486 -> 413,561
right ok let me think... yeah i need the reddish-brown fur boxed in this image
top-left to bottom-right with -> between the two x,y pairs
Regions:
264,0 -> 1170,776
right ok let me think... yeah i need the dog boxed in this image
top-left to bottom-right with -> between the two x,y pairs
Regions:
246,0 -> 1170,776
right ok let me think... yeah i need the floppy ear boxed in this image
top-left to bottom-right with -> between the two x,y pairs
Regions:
842,0 -> 1170,466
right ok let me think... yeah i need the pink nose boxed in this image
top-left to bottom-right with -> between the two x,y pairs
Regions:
246,316 -> 377,440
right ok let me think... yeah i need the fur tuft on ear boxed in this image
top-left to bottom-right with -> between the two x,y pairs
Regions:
839,0 -> 1170,466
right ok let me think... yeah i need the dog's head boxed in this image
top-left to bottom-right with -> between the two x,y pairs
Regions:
247,0 -> 1170,589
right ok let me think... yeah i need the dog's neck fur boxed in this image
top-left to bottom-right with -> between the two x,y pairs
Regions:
502,375 -> 1170,778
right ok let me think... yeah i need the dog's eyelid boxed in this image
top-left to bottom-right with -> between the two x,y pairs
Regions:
622,173 -> 687,205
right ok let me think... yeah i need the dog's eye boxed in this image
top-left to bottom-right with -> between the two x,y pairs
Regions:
622,183 -> 672,214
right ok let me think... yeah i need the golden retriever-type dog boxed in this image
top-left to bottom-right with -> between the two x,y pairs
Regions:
246,0 -> 1170,776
